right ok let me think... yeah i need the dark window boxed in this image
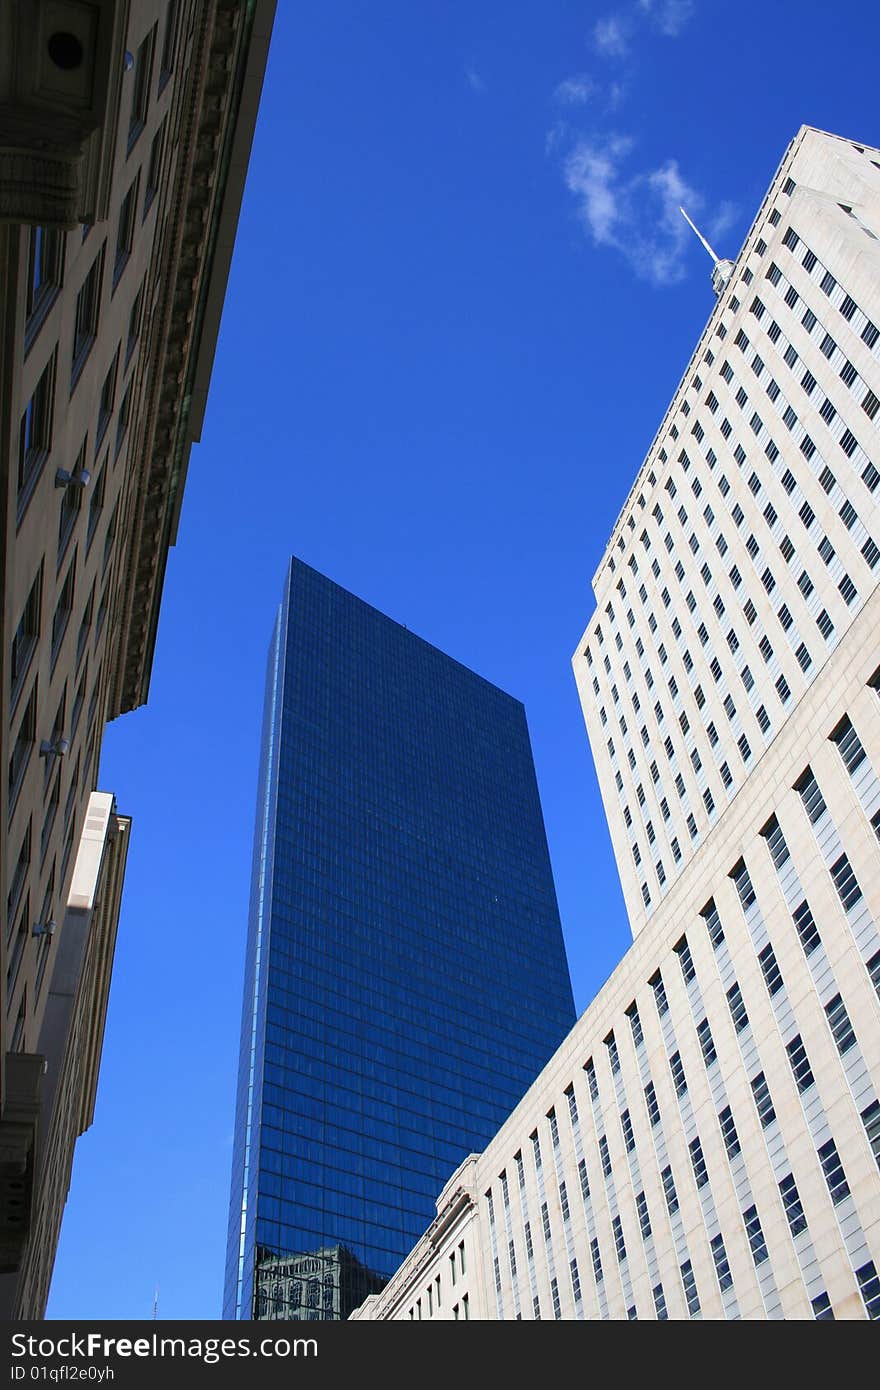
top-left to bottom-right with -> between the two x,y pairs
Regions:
144,119 -> 167,216
128,26 -> 157,152
779,1172 -> 807,1236
697,1018 -> 717,1068
793,899 -> 821,956
856,1263 -> 880,1320
689,1137 -> 709,1189
25,226 -> 65,349
680,1260 -> 700,1316
661,1165 -> 678,1214
95,348 -> 119,452
10,568 -> 42,710
743,1205 -> 768,1265
818,1138 -> 849,1205
113,174 -> 140,287
159,0 -> 178,87
751,1071 -> 776,1128
824,993 -> 857,1056
50,556 -> 76,671
669,1050 -> 687,1098
830,853 -> 862,912
786,1034 -> 815,1093
758,942 -> 784,997
711,1234 -> 733,1292
71,247 -> 105,387
18,351 -> 56,513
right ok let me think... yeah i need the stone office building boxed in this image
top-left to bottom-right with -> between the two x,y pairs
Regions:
1,0 -> 275,1316
352,127 -> 880,1321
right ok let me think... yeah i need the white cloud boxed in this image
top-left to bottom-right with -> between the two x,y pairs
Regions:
593,15 -> 630,58
564,135 -> 633,245
554,74 -> 597,106
638,0 -> 695,35
465,65 -> 485,93
563,137 -> 714,287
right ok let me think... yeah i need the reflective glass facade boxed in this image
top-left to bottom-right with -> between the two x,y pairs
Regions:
223,558 -> 576,1319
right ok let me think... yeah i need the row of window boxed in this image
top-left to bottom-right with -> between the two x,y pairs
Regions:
587,305 -> 878,906
489,691 -> 879,1316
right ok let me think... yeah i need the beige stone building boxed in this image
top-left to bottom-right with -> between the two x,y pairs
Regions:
0,0 -> 275,1316
352,127 -> 880,1321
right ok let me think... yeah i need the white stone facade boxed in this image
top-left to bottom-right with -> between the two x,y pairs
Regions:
575,125 -> 880,939
351,128 -> 880,1321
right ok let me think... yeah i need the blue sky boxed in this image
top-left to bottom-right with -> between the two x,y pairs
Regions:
47,0 -> 880,1319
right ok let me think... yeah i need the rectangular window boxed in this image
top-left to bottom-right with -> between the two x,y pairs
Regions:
703,899 -> 724,949
795,767 -> 826,824
786,1034 -> 815,1093
650,970 -> 668,1016
831,716 -> 866,776
636,1189 -> 651,1240
697,1017 -> 717,1068
126,280 -> 146,365
71,247 -> 105,388
645,1081 -> 661,1128
159,0 -> 178,86
758,942 -> 784,997
689,1137 -> 709,1189
577,1157 -> 589,1203
9,682 -> 38,815
669,1050 -> 687,1098
818,1138 -> 850,1205
751,1071 -> 776,1128
25,226 -> 65,348
824,993 -> 857,1055
856,1263 -> 880,1321
711,1234 -> 733,1292
585,1058 -> 598,1102
144,118 -> 167,215
830,852 -> 862,912
743,1205 -> 768,1264
680,1260 -> 700,1316
18,350 -> 57,513
51,556 -> 76,670
779,1172 -> 807,1236
612,1215 -> 626,1264
661,1165 -> 678,1214
793,898 -> 821,955
598,1134 -> 611,1178
652,1283 -> 668,1320
10,568 -> 42,710
621,1108 -> 635,1153
861,1100 -> 880,1172
675,937 -> 696,984
95,348 -> 119,451
115,377 -> 133,458
717,1106 -> 739,1162
128,26 -> 157,152
113,173 -> 140,287
86,458 -> 107,550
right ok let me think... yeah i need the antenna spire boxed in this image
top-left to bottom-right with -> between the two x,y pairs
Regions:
153,1287 -> 159,1320
679,206 -> 735,296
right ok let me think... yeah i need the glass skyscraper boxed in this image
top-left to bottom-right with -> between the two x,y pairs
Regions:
223,557 -> 576,1320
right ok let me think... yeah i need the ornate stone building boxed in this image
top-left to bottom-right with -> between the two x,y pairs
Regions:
0,0 -> 276,1317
